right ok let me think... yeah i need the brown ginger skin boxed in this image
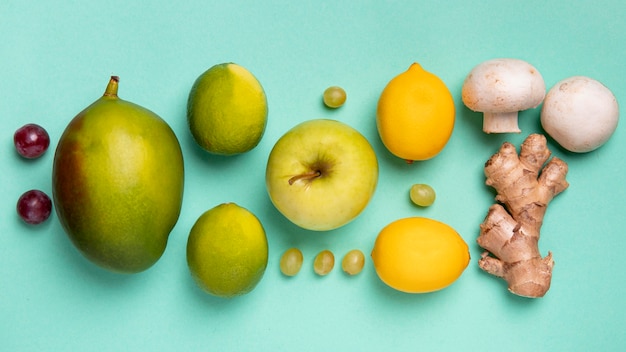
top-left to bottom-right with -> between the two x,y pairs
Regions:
478,134 -> 569,298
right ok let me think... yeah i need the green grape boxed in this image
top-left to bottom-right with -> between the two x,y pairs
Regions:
313,250 -> 335,276
410,183 -> 436,207
323,86 -> 347,108
341,249 -> 365,275
280,248 -> 303,276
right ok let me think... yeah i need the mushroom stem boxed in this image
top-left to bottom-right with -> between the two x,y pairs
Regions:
483,111 -> 521,134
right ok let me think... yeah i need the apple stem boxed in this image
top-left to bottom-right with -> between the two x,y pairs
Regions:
288,170 -> 322,185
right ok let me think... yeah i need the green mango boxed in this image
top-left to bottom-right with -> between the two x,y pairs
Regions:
52,76 -> 184,274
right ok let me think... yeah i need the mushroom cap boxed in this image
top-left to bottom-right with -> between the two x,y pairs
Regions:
541,76 -> 619,153
462,58 -> 546,113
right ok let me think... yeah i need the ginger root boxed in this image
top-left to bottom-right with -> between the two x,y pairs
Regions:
478,134 -> 569,298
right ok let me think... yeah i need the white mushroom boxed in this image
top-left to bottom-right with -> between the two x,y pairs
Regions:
462,58 -> 546,133
540,76 -> 619,153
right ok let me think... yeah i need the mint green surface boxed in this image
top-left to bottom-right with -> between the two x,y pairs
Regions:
2,1 -> 625,351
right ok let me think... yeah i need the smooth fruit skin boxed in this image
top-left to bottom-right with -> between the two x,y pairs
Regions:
187,203 -> 268,298
14,123 -> 50,159
265,119 -> 379,231
371,217 -> 470,293
17,189 -> 52,225
323,86 -> 347,108
377,63 -> 455,162
410,183 -> 436,207
52,77 -> 184,274
280,247 -> 304,276
341,249 -> 365,275
187,63 -> 268,155
313,250 -> 335,276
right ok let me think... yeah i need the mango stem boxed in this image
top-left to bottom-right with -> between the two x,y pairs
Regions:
104,76 -> 120,97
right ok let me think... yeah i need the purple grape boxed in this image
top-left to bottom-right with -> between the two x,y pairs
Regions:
14,123 -> 50,159
17,190 -> 52,225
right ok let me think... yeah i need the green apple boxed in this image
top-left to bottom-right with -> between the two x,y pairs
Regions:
265,119 -> 379,231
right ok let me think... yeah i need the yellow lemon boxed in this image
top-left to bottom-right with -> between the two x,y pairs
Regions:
186,203 -> 268,298
371,217 -> 470,293
187,63 -> 268,155
376,63 -> 455,162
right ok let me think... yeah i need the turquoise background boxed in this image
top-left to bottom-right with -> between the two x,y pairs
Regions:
2,1 -> 625,351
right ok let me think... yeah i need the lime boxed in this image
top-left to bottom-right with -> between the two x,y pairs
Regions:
186,203 -> 268,298
187,63 -> 268,155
